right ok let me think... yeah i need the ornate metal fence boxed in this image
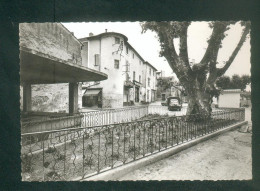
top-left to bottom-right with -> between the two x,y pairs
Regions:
21,108 -> 245,181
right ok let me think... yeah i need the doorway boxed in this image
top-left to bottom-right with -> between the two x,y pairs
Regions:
135,86 -> 139,102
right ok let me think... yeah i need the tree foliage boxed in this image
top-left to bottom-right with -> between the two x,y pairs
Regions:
156,76 -> 177,91
216,74 -> 250,91
215,76 -> 231,90
141,21 -> 250,115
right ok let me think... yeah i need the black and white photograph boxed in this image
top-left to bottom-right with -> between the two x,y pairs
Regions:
20,21 -> 251,181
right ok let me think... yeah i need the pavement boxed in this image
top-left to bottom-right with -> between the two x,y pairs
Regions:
118,129 -> 252,180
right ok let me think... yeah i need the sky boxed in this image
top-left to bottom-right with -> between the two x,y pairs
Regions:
63,22 -> 251,78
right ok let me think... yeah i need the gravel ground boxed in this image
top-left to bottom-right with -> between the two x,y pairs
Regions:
118,129 -> 252,180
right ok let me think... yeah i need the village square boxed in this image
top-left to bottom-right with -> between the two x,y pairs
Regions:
20,22 -> 251,181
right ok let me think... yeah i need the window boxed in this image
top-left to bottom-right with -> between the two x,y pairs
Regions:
132,53 -> 135,59
126,61 -> 130,72
149,68 -> 151,75
147,90 -> 150,100
133,71 -> 135,81
139,60 -> 141,65
148,78 -> 150,87
94,54 -> 100,66
115,37 -> 120,44
114,59 -> 119,69
139,75 -> 141,83
126,46 -> 129,54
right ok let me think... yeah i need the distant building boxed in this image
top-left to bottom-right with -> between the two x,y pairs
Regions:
156,70 -> 165,79
79,32 -> 157,108
245,83 -> 251,92
157,76 -> 174,101
218,89 -> 242,108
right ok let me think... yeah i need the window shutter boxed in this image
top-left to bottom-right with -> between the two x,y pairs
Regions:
95,54 -> 100,66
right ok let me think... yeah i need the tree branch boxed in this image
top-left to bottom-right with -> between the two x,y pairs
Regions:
217,23 -> 250,77
198,22 -> 229,69
179,22 -> 193,74
156,23 -> 191,82
206,46 -> 221,85
141,22 -> 194,83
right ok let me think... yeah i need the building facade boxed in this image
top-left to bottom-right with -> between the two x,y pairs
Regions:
218,89 -> 241,108
79,32 -> 157,108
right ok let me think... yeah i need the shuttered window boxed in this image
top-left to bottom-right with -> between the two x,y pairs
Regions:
115,37 -> 120,44
94,54 -> 100,66
114,59 -> 119,69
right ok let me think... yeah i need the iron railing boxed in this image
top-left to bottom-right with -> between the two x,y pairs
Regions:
21,105 -> 188,134
21,108 -> 245,181
81,105 -> 187,127
82,106 -> 148,127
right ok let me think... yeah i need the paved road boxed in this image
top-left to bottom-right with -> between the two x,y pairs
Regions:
150,101 -> 188,116
118,129 -> 252,180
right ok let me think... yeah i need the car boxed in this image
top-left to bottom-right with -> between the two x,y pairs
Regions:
161,99 -> 167,106
167,97 -> 182,111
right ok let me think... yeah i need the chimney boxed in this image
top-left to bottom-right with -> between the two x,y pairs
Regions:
105,29 -> 107,33
89,32 -> 94,37
71,32 -> 74,35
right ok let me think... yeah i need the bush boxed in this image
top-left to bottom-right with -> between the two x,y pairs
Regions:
84,158 -> 94,166
46,171 -> 61,180
111,153 -> 120,160
21,154 -> 33,173
45,147 -> 57,153
139,114 -> 168,120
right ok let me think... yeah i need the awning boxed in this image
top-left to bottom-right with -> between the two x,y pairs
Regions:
20,48 -> 108,84
83,89 -> 101,97
124,80 -> 134,88
133,80 -> 142,87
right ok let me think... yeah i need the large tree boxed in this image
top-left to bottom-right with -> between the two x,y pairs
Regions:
141,21 -> 250,116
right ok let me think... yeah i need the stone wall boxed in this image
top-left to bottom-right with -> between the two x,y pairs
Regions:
20,84 -> 83,113
102,93 -> 123,108
19,23 -> 82,65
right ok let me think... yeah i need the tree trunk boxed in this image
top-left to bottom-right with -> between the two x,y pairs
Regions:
185,82 -> 212,118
